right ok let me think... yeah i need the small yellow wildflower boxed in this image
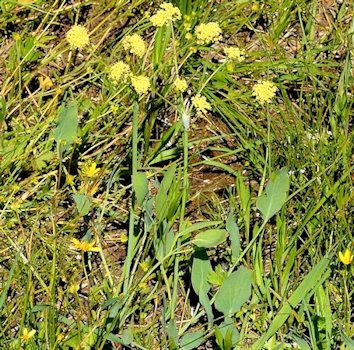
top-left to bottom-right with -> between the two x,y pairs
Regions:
39,75 -> 54,90
185,32 -> 193,40
173,78 -> 188,93
71,238 -> 100,252
339,249 -> 353,265
120,233 -> 128,243
21,328 -> 36,341
150,2 -> 181,27
252,80 -> 277,104
109,61 -> 131,84
66,25 -> 90,50
192,95 -> 211,114
68,283 -> 80,294
65,174 -> 75,185
131,75 -> 151,95
122,34 -> 146,58
81,161 -> 100,178
251,3 -> 260,11
224,47 -> 245,62
195,22 -> 222,45
140,261 -> 150,272
13,32 -> 21,41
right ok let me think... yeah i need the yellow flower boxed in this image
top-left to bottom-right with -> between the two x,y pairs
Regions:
251,3 -> 260,11
81,161 -> 100,178
185,32 -> 193,40
120,233 -> 128,243
70,238 -> 100,252
65,174 -> 75,185
150,2 -> 181,27
173,78 -> 188,93
252,80 -> 277,104
224,47 -> 245,62
13,32 -> 21,41
109,61 -> 131,84
39,75 -> 54,90
66,25 -> 90,49
339,249 -> 353,265
192,95 -> 211,114
122,34 -> 146,58
195,22 -> 222,45
131,75 -> 151,95
140,261 -> 150,272
21,328 -> 36,341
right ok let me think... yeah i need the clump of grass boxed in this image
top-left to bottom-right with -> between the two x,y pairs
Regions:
0,0 -> 353,349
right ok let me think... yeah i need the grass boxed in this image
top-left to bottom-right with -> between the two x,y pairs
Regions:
0,0 -> 353,349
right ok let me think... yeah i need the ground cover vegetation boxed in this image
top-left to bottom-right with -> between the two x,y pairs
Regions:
0,0 -> 353,349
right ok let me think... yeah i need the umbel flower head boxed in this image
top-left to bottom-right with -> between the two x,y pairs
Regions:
224,46 -> 245,62
66,25 -> 90,49
71,238 -> 100,252
122,34 -> 146,58
173,78 -> 188,93
109,61 -> 131,84
339,249 -> 353,265
192,95 -> 211,114
252,80 -> 277,104
131,75 -> 151,95
150,2 -> 181,27
195,22 -> 222,45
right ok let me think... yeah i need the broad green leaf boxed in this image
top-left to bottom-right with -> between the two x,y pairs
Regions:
256,168 -> 289,221
73,193 -> 91,216
340,329 -> 354,349
180,331 -> 204,350
53,101 -> 78,150
133,172 -> 149,206
193,229 -> 228,248
191,249 -> 213,325
191,249 -> 211,296
215,266 -> 253,317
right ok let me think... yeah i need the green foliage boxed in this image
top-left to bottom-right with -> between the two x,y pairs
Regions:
214,267 -> 253,317
256,168 -> 290,222
193,229 -> 228,248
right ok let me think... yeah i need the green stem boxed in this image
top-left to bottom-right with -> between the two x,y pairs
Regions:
171,127 -> 189,320
122,101 -> 139,294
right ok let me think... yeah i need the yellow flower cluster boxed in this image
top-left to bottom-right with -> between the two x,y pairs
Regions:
122,34 -> 146,58
192,95 -> 211,114
66,25 -> 90,49
131,75 -> 151,95
224,47 -> 245,62
252,80 -> 277,104
173,78 -> 188,93
195,22 -> 222,44
109,61 -> 131,84
150,2 -> 181,27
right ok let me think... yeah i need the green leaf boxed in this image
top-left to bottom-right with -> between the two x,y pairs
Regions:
215,317 -> 240,350
133,172 -> 149,206
252,256 -> 330,349
193,229 -> 228,248
180,331 -> 204,350
226,213 -> 240,260
191,249 -> 211,296
191,249 -> 213,325
0,95 -> 6,122
73,193 -> 91,216
215,266 -> 253,317
256,168 -> 289,221
208,265 -> 227,286
53,101 -> 78,150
